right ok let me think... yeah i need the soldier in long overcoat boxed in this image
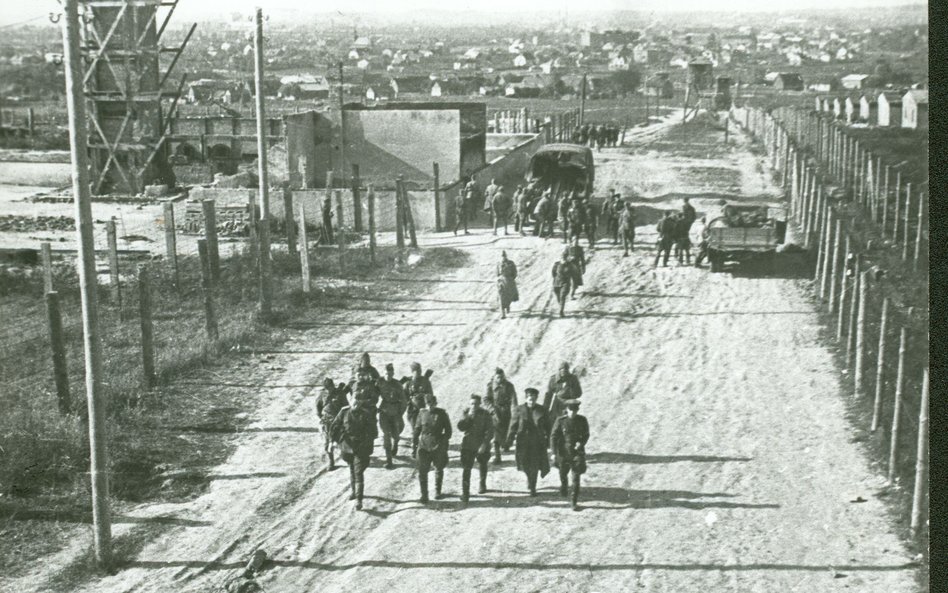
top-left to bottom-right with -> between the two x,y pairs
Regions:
505,388 -> 551,496
551,252 -> 575,317
543,361 -> 583,417
414,394 -> 452,503
484,367 -> 518,463
330,392 -> 377,510
551,399 -> 590,511
378,363 -> 408,468
316,377 -> 348,470
496,251 -> 519,319
456,394 -> 494,501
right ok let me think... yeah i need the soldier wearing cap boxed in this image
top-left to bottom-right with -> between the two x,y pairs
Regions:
346,364 -> 380,417
484,368 -> 518,464
414,394 -> 452,503
506,388 -> 552,496
544,361 -> 583,417
378,363 -> 408,468
551,251 -> 575,318
329,390 -> 377,510
551,398 -> 589,511
316,377 -> 348,470
457,394 -> 494,502
403,362 -> 433,458
357,352 -> 380,382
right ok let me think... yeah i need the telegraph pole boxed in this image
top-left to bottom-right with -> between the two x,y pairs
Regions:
338,61 -> 347,183
61,0 -> 112,568
579,73 -> 587,127
253,7 -> 272,318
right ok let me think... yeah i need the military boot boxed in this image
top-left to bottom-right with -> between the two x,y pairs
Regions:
571,475 -> 581,511
355,475 -> 364,511
434,470 -> 445,500
348,466 -> 357,501
419,473 -> 429,504
328,449 -> 336,471
493,442 -> 502,465
478,470 -> 488,494
461,469 -> 471,503
559,474 -> 569,497
384,445 -> 394,470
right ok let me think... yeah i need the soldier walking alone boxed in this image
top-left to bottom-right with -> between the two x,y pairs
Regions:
485,367 -> 518,464
330,389 -> 377,510
457,394 -> 494,502
505,388 -> 552,497
619,202 -> 636,256
414,394 -> 452,503
551,251 -> 575,317
378,363 -> 408,469
496,251 -> 519,319
551,399 -> 589,511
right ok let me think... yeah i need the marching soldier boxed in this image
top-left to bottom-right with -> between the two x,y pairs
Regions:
330,388 -> 377,510
356,352 -> 380,382
497,251 -> 519,319
491,186 -> 512,235
619,202 -> 636,256
316,377 -> 348,470
378,363 -> 408,468
457,394 -> 494,502
454,190 -> 470,236
513,185 -> 529,235
558,193 -> 571,243
565,238 -> 586,299
543,361 -> 583,417
484,367 -> 518,464
584,198 -> 598,250
414,394 -> 452,503
654,211 -> 675,267
606,192 -> 623,244
505,388 -> 552,496
552,399 -> 590,511
551,251 -> 575,317
403,362 -> 433,459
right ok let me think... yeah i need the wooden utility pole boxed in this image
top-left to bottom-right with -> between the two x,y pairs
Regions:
253,8 -> 272,318
162,202 -> 179,289
202,199 -> 220,281
198,239 -> 218,342
579,73 -> 587,126
888,328 -> 907,483
433,162 -> 441,232
338,61 -> 347,182
351,164 -> 363,232
871,298 -> 889,432
106,219 -> 122,312
283,187 -> 297,257
45,290 -> 70,414
854,269 -> 869,398
914,192 -> 926,269
298,204 -> 310,293
367,186 -> 377,264
41,242 -> 54,293
61,0 -> 111,567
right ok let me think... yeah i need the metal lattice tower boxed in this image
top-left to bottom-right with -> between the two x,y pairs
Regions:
78,0 -> 195,194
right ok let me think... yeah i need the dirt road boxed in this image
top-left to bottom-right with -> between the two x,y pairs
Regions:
9,115 -> 917,593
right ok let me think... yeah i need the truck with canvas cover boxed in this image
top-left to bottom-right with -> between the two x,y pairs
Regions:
705,204 -> 787,273
525,143 -> 594,200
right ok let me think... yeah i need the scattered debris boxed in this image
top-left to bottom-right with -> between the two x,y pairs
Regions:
849,496 -> 868,503
0,214 -> 75,233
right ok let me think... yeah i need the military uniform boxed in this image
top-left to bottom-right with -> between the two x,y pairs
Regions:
505,402 -> 552,495
543,370 -> 583,417
403,374 -> 433,458
619,207 -> 636,256
497,258 -> 519,318
457,406 -> 493,500
454,192 -> 470,236
565,243 -> 586,297
330,402 -> 377,509
316,382 -> 348,469
492,191 -> 512,235
485,377 -> 518,462
414,406 -> 452,502
551,259 -> 575,317
378,377 -> 408,467
551,409 -> 590,509
654,215 -> 675,267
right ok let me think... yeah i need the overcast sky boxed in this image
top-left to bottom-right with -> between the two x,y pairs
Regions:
0,0 -> 928,27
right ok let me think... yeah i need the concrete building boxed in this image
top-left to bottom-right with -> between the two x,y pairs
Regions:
877,91 -> 902,127
901,89 -> 928,129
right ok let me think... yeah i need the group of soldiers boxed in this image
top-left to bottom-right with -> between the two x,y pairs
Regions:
571,123 -> 622,151
653,197 -> 697,267
317,354 -> 590,511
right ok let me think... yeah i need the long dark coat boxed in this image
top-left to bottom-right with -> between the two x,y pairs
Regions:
497,259 -> 519,305
330,405 -> 377,461
506,404 -> 551,477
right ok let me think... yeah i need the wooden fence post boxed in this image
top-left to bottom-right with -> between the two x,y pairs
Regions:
351,163 -> 363,233
882,166 -> 891,233
202,199 -> 220,281
400,180 -> 419,248
106,219 -> 122,314
336,190 -> 346,267
902,183 -> 912,259
846,258 -> 860,364
45,291 -> 71,414
368,186 -> 377,264
836,234 -> 850,329
914,192 -> 926,269
871,298 -> 889,432
138,264 -> 156,388
283,187 -> 297,257
432,162 -> 441,233
41,242 -> 54,293
298,203 -> 310,293
887,328 -> 907,483
910,368 -> 929,538
394,178 -> 406,249
198,239 -> 218,342
893,177 -> 903,241
815,200 -> 826,285
854,269 -> 869,398
163,202 -> 179,289
821,209 -> 835,299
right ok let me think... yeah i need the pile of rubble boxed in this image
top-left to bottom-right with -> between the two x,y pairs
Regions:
0,215 -> 76,233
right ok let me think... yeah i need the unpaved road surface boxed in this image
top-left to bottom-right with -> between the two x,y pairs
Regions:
6,115 -> 917,593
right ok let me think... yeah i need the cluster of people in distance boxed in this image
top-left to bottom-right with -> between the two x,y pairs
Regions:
571,123 -> 622,151
318,355 -> 589,511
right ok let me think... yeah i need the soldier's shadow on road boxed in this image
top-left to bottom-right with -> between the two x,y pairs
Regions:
452,487 -> 778,511
586,452 -> 752,464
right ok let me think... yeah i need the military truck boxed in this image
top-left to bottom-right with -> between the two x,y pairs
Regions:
705,204 -> 787,273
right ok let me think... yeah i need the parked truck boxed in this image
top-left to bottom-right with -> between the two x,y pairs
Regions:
704,204 -> 787,273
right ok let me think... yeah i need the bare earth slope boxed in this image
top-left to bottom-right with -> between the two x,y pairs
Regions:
5,115 -> 916,593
